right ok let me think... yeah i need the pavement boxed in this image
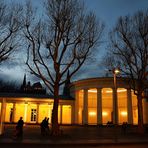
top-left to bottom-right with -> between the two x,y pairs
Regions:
0,124 -> 148,146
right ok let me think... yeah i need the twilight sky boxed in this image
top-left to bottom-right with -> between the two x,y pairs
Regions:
1,0 -> 148,84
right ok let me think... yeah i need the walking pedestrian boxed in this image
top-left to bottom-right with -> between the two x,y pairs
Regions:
14,117 -> 24,139
45,117 -> 50,135
40,117 -> 47,136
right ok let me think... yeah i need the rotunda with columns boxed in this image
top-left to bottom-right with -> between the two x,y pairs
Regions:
70,77 -> 148,125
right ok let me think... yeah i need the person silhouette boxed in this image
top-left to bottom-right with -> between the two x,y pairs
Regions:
45,118 -> 50,135
40,117 -> 47,136
16,117 -> 24,139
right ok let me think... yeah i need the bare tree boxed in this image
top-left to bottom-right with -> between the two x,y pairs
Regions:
22,0 -> 104,135
0,0 -> 21,64
105,10 -> 148,133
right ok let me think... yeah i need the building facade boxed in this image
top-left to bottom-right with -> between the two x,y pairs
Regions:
1,77 -> 148,132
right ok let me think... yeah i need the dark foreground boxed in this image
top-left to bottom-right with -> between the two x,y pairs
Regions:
1,143 -> 148,148
0,124 -> 148,148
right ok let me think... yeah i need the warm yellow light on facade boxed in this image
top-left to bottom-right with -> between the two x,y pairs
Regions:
106,89 -> 127,93
102,111 -> 108,116
24,104 -> 28,122
89,112 -> 96,116
88,90 -> 97,93
105,90 -> 113,93
121,111 -> 127,116
88,88 -> 127,93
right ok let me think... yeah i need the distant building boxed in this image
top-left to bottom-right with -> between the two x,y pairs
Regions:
20,74 -> 46,94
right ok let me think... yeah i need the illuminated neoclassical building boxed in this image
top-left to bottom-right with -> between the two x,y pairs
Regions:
1,76 -> 148,130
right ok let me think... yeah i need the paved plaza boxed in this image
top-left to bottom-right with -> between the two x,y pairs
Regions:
0,124 -> 148,147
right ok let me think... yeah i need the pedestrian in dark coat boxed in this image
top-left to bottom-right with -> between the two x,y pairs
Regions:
40,117 -> 47,136
45,118 -> 50,135
15,117 -> 24,139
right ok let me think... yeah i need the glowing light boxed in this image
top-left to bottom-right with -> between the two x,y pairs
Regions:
89,89 -> 127,93
78,111 -> 81,114
118,89 -> 127,92
88,90 -> 97,93
102,112 -> 108,116
106,89 -> 127,93
113,68 -> 120,74
89,112 -> 96,116
106,90 -> 113,93
114,68 -> 120,74
121,111 -> 127,116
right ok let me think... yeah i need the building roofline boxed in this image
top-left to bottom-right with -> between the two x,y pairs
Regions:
71,76 -> 130,85
0,93 -> 74,100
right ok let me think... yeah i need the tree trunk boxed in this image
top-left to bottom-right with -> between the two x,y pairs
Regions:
137,93 -> 144,133
51,84 -> 60,136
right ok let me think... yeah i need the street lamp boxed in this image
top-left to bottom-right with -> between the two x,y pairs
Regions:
113,68 -> 120,125
109,67 -> 120,142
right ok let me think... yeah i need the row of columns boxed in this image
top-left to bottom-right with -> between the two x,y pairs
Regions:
0,102 -> 41,125
0,101 -> 74,125
76,88 -> 133,125
0,99 -> 6,135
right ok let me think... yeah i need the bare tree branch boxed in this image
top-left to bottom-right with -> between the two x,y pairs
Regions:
22,0 -> 104,135
104,10 -> 148,132
0,0 -> 22,64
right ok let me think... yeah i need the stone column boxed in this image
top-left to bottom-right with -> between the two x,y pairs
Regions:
127,89 -> 133,124
24,103 -> 28,123
12,103 -> 16,123
112,88 -> 118,124
0,98 -> 6,135
97,88 -> 102,125
74,90 -> 79,124
83,89 -> 88,125
143,99 -> 148,124
36,103 -> 40,124
71,103 -> 75,124
60,105 -> 63,124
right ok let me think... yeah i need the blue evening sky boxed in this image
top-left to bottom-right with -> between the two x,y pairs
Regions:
1,0 -> 148,83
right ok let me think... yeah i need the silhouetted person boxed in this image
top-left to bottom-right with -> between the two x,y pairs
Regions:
40,117 -> 47,136
16,117 -> 24,138
45,118 -> 50,135
122,122 -> 128,135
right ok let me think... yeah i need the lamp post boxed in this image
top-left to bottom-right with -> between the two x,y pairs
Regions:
113,68 -> 120,125
111,68 -> 120,142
